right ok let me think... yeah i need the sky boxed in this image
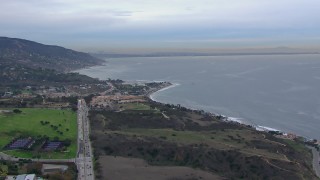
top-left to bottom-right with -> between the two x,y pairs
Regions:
1,0 -> 320,52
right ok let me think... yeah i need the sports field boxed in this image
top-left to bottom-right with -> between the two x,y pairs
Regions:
0,108 -> 77,159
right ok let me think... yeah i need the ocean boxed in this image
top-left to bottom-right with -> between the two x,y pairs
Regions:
77,54 -> 320,140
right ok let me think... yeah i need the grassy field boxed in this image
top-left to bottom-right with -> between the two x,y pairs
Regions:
0,108 -> 77,159
120,103 -> 153,111
109,128 -> 288,161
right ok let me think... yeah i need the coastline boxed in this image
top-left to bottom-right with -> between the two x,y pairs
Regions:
74,55 -> 320,141
75,63 -> 320,177
148,82 -> 319,141
74,61 -> 319,144
148,83 -> 180,101
70,61 -> 108,73
148,84 -> 279,133
147,82 -> 320,177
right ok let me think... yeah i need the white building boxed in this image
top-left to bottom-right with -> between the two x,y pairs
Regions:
6,174 -> 36,180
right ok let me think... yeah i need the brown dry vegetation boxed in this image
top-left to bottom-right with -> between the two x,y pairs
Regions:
98,156 -> 225,180
89,101 -> 318,180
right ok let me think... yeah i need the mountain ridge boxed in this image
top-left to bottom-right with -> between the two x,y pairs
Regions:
0,37 -> 104,72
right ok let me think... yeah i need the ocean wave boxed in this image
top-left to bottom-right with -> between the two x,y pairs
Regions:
225,117 -> 244,124
224,116 -> 283,133
255,125 -> 280,132
148,84 -> 303,138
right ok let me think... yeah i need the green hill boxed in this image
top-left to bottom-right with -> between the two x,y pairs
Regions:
0,37 -> 104,72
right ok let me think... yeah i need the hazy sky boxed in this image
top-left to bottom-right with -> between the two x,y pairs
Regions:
1,0 -> 320,52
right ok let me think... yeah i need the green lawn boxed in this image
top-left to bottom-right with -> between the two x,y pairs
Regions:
0,108 -> 77,159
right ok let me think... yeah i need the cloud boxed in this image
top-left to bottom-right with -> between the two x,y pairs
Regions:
2,0 -> 320,27
0,0 -> 319,50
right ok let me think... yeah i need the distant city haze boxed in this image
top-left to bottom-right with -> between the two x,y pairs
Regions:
1,0 -> 320,52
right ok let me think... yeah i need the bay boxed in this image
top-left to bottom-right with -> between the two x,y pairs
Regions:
77,54 -> 320,139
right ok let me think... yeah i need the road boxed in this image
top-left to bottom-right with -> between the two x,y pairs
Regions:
76,99 -> 95,180
307,146 -> 320,178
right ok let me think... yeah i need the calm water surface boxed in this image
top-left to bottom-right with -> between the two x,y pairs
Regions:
77,54 -> 320,139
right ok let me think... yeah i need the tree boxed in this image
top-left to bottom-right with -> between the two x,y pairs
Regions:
13,109 -> 22,113
0,166 -> 8,177
48,173 -> 65,180
63,139 -> 71,147
26,163 -> 42,175
71,106 -> 78,112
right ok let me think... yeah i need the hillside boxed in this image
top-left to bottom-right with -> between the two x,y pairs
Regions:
90,100 -> 319,179
0,37 -> 103,91
0,37 -> 104,72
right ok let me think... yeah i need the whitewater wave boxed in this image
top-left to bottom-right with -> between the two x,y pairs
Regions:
226,117 -> 244,124
224,116 -> 283,133
255,125 -> 281,132
148,83 -> 294,136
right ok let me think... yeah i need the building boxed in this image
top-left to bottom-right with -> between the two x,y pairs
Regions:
41,164 -> 68,175
25,174 -> 36,180
2,92 -> 13,98
6,174 -> 37,180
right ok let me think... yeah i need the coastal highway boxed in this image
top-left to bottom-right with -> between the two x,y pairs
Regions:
76,99 -> 94,180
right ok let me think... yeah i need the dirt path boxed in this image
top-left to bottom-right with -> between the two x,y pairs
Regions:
264,159 -> 291,172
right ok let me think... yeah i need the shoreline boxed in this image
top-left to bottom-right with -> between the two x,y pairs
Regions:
74,61 -> 320,178
148,82 -> 319,143
148,83 -> 180,101
70,61 -> 108,73
148,83 -> 278,133
148,83 -> 320,177
74,55 -> 320,142
75,65 -> 320,177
